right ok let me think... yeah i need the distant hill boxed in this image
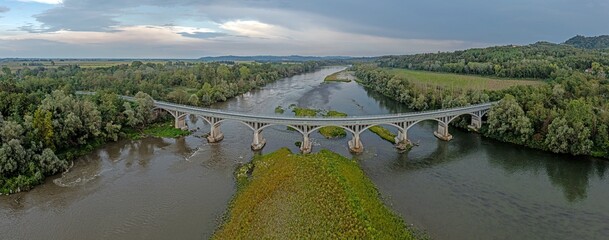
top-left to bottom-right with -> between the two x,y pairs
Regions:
199,55 -> 354,62
564,35 -> 609,49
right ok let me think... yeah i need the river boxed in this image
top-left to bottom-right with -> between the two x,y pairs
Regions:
1,66 -> 608,239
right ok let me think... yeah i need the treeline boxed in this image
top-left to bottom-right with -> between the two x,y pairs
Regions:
353,65 -> 609,159
1,60 -> 322,108
378,42 -> 609,79
354,65 -> 492,111
565,35 -> 609,50
0,61 -> 320,194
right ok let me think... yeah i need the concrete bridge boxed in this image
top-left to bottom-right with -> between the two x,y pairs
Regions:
77,92 -> 495,153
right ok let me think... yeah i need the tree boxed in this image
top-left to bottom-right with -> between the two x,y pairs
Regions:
0,139 -> 28,176
239,66 -> 251,80
36,148 -> 67,175
0,121 -> 24,143
487,95 -> 533,144
1,66 -> 10,76
122,102 -> 140,128
33,108 -> 54,149
134,92 -> 155,125
544,100 -> 594,155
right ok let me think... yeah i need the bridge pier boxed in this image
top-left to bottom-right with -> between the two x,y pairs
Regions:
300,134 -> 312,154
468,115 -> 482,132
434,122 -> 453,141
174,114 -> 187,130
251,130 -> 266,151
207,123 -> 224,143
395,129 -> 412,150
348,132 -> 364,153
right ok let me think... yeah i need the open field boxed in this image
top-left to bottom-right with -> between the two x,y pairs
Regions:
213,148 -> 416,239
385,68 -> 544,90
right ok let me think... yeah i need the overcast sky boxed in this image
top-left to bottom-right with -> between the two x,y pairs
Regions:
0,0 -> 607,58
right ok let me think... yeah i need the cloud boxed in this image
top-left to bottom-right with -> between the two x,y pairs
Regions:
219,20 -> 288,39
17,0 -> 63,4
0,6 -> 9,13
0,23 -> 488,58
179,32 -> 227,39
3,0 -> 609,57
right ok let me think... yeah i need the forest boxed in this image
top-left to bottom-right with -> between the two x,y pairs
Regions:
0,61 -> 322,194
565,35 -> 609,50
354,44 -> 609,159
378,42 -> 609,79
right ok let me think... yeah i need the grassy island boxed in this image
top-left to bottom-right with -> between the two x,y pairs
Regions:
324,70 -> 356,82
213,148 -> 417,239
369,126 -> 397,143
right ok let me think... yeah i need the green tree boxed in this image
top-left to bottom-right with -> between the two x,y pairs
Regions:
33,108 -> 54,149
0,121 -> 24,143
544,100 -> 594,155
487,95 -> 533,144
36,148 -> 67,175
0,139 -> 28,176
135,92 -> 155,125
122,102 -> 140,128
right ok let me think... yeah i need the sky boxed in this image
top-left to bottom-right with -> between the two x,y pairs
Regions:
0,0 -> 607,58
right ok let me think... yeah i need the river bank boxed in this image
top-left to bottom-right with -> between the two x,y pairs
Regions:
213,148 -> 419,239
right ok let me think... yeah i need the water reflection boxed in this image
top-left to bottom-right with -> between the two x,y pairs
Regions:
484,142 -> 608,203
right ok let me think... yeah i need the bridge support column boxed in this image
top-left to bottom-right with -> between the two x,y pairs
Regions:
348,132 -> 364,153
434,122 -> 453,141
395,129 -> 412,150
251,130 -> 266,151
207,123 -> 224,143
174,114 -> 187,130
468,115 -> 482,132
300,134 -> 312,154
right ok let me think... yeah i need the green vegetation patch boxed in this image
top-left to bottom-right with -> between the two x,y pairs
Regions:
292,107 -> 318,117
274,106 -> 285,114
369,126 -> 397,143
386,68 -> 542,91
319,126 -> 348,139
125,119 -> 191,139
325,110 -> 348,117
214,148 -> 417,239
142,120 -> 191,138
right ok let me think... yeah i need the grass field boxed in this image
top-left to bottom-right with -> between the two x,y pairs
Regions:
385,68 -> 543,90
213,148 -> 417,239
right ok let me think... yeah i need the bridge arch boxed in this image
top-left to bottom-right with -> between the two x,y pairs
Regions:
259,123 -> 307,135
308,125 -> 356,136
215,119 -> 256,132
361,123 -> 404,134
446,111 -> 488,125
153,107 -> 184,119
405,118 -> 445,131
